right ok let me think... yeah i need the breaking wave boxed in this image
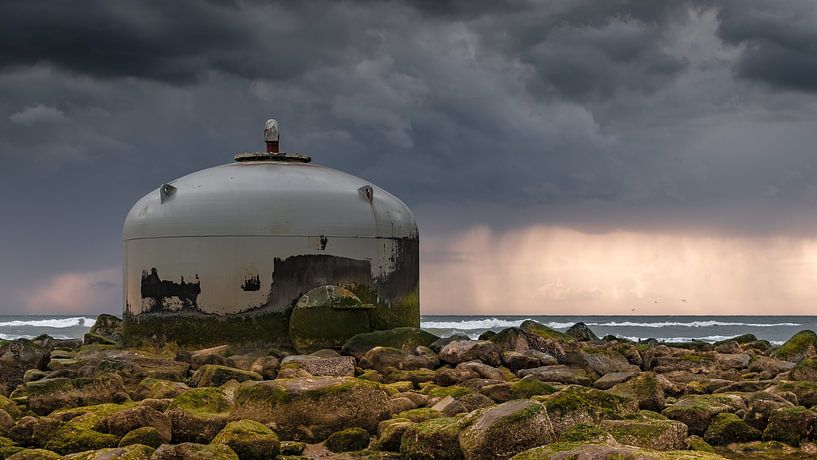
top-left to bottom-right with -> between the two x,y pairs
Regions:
420,318 -> 801,330
584,320 -> 801,328
0,317 -> 96,328
618,335 -> 785,345
421,318 -> 534,330
0,333 -> 74,340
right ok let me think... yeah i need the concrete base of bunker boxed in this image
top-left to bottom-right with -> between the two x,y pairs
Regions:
123,310 -> 291,348
289,285 -> 374,354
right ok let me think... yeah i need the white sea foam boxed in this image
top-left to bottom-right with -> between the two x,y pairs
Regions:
0,333 -> 73,340
584,321 -> 802,328
618,335 -> 785,345
421,318 -> 802,330
0,317 -> 96,328
421,318 -> 533,330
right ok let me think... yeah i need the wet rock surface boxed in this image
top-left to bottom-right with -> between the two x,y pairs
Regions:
6,316 -> 817,458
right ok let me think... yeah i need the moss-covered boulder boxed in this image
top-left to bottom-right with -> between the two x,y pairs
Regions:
511,442 -> 725,459
27,403 -> 128,454
279,440 -> 306,456
118,426 -> 165,448
480,377 -> 557,403
789,357 -> 817,381
210,420 -> 280,460
0,340 -> 50,394
722,441 -> 808,459
565,323 -> 599,342
772,330 -> 817,362
42,422 -> 119,455
459,399 -> 555,460
0,395 -> 22,420
72,348 -> 189,385
762,405 -> 817,446
83,315 -> 123,346
397,408 -> 444,423
5,449 -> 62,459
593,370 -> 639,390
133,378 -> 189,400
609,372 -> 665,412
0,409 -> 14,432
101,404 -> 171,441
190,365 -> 262,387
564,348 -> 639,378
342,328 -> 439,359
685,435 -> 715,453
26,374 -> 130,415
601,415 -> 688,451
383,368 -> 436,386
166,387 -> 232,443
519,321 -> 574,360
439,341 -> 501,367
232,377 -> 390,442
62,444 -> 154,459
324,427 -> 370,452
375,418 -> 414,452
517,365 -> 592,386
769,381 -> 817,406
743,392 -> 793,431
500,350 -> 557,372
152,442 -> 238,459
400,417 -> 465,460
703,412 -> 761,445
662,394 -> 745,436
540,385 -> 638,436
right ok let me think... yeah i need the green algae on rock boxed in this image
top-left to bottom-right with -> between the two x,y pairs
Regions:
151,442 -> 238,459
62,444 -> 155,460
511,441 -> 726,459
762,405 -> 817,446
601,416 -> 688,451
459,399 -> 556,460
118,426 -> 165,448
772,330 -> 817,362
231,377 -> 390,442
190,365 -> 262,387
210,419 -> 280,460
479,377 -> 557,403
608,371 -> 665,412
703,412 -> 761,445
324,427 -> 370,452
399,416 -> 465,460
661,394 -> 745,436
341,328 -> 439,359
166,387 -> 233,443
539,385 -> 638,436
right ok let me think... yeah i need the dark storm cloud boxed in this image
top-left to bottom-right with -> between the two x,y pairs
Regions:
717,0 -> 817,92
2,0 -> 817,313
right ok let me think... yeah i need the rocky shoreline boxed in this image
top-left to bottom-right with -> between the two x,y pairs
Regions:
1,316 -> 817,458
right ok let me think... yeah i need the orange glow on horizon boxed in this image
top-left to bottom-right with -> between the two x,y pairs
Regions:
420,226 -> 817,315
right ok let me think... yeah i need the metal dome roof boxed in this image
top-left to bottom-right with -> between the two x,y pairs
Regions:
124,159 -> 417,241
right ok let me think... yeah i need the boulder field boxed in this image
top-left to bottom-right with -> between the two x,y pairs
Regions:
0,318 -> 816,458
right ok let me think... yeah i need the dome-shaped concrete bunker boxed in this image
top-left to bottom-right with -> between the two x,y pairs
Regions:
123,119 -> 419,351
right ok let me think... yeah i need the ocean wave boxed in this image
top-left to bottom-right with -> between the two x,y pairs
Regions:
584,321 -> 802,328
0,317 -> 96,328
0,333 -> 74,340
421,318 -> 533,330
421,318 -> 802,330
618,335 -> 785,345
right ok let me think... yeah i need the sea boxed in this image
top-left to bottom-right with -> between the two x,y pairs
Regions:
0,314 -> 813,345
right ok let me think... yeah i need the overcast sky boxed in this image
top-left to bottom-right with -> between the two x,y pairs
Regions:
3,0 -> 817,316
